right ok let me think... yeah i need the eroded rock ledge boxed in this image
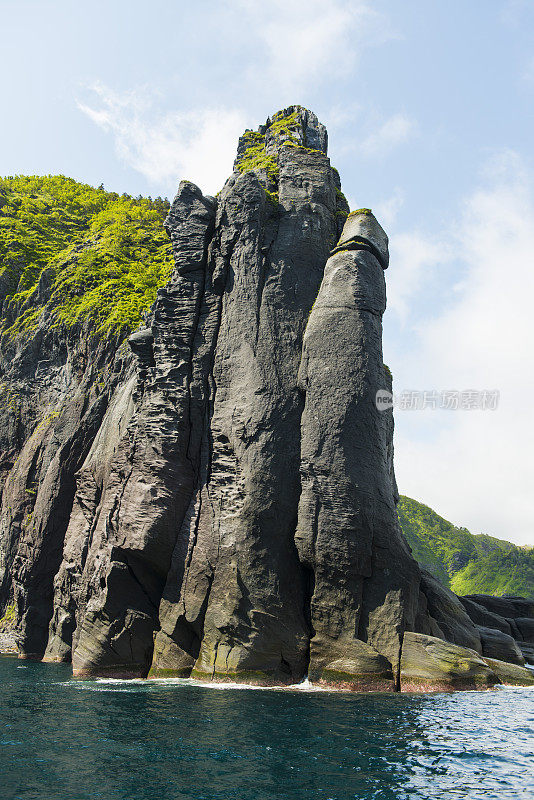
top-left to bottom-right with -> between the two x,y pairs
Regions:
1,107 -> 532,691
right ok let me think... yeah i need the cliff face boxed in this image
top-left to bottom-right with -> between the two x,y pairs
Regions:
1,107 -> 533,691
0,180 -> 170,661
0,317 -> 127,660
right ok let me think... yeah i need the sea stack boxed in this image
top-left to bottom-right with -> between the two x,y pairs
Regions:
295,209 -> 420,690
1,107 -> 533,690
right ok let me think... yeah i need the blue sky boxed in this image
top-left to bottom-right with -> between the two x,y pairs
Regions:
2,0 -> 534,543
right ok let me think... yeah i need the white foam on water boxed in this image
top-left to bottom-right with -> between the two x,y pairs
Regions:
294,676 -> 314,690
495,684 -> 534,691
60,674 -> 334,693
55,675 -> 534,696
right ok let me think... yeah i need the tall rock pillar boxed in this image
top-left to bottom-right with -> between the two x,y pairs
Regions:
151,109 -> 341,684
296,210 -> 420,689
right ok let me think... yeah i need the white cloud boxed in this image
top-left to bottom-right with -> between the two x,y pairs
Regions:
77,84 -> 247,196
76,2 -> 397,194
238,0 -> 393,98
386,229 -> 449,322
360,113 -> 417,158
324,102 -> 362,131
373,187 -> 405,228
390,151 -> 534,545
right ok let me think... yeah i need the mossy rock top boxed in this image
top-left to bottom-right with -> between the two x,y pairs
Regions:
233,106 -> 330,197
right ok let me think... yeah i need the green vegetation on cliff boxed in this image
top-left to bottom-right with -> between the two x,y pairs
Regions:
236,130 -> 281,184
398,495 -> 534,600
236,110 -> 303,187
235,108 -> 328,193
0,603 -> 15,632
0,175 -> 172,338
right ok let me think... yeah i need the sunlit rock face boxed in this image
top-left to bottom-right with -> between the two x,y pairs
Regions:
1,106 -> 532,691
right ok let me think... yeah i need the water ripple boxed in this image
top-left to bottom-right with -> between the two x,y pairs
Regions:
0,657 -> 533,800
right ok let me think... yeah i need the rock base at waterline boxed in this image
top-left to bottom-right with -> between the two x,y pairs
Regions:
400,633 -> 500,693
482,657 -> 534,687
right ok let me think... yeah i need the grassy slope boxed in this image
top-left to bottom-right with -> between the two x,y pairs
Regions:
0,175 -> 172,338
398,495 -> 534,600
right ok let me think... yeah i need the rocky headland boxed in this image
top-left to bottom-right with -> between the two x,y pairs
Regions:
1,106 -> 533,691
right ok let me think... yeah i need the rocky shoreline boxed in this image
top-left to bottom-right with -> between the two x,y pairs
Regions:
1,625 -> 533,691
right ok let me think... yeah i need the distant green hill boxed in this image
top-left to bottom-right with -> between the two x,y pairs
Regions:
0,175 -> 172,339
398,496 -> 534,600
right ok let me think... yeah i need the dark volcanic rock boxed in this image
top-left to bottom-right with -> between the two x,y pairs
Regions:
462,595 -> 534,620
460,593 -> 534,655
515,618 -> 534,643
458,596 -> 513,636
1,106 -> 531,689
477,625 -> 525,665
153,125 -> 338,684
295,209 -> 420,686
47,181 -> 217,677
0,320 -> 126,659
419,570 -> 482,653
518,643 -> 534,664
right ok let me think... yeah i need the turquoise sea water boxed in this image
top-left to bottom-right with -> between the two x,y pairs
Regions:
1,656 -> 533,800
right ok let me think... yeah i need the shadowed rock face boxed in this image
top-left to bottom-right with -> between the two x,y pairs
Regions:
418,570 -> 482,653
1,106 -> 532,689
47,181 -> 217,677
0,321 -> 129,661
